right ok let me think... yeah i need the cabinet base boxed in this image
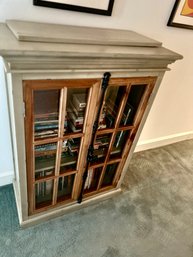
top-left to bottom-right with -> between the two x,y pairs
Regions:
14,185 -> 122,228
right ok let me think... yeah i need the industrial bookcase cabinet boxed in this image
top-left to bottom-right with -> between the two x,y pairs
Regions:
0,20 -> 182,227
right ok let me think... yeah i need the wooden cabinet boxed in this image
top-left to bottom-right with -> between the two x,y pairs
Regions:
0,20 -> 182,226
24,76 -> 156,215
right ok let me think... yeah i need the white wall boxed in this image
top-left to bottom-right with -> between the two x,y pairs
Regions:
0,58 -> 14,186
0,0 -> 193,184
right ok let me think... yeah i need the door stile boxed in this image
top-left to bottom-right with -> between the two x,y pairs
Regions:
23,83 -> 35,215
52,88 -> 67,205
72,81 -> 101,200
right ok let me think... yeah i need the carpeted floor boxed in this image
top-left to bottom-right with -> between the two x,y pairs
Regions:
1,139 -> 193,257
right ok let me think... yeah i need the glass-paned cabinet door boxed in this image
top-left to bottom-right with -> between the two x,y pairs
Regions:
86,77 -> 156,197
24,79 -> 100,214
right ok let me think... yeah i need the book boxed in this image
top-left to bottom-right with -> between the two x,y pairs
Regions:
67,110 -> 84,125
68,120 -> 82,132
121,103 -> 134,125
35,129 -> 58,139
68,101 -> 85,117
84,168 -> 94,190
72,93 -> 87,110
35,123 -> 58,131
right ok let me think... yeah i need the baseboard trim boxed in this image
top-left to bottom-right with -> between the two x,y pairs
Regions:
0,171 -> 14,187
135,131 -> 193,152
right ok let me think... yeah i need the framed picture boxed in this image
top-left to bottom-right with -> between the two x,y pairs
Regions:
168,0 -> 193,29
33,0 -> 115,16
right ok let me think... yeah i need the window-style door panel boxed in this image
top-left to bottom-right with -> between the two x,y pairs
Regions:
83,77 -> 156,198
24,79 -> 100,215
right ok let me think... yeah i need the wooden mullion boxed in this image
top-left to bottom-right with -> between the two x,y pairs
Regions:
58,88 -> 67,137
34,132 -> 84,145
34,137 -> 59,146
114,84 -> 132,128
106,158 -> 122,165
35,170 -> 78,183
96,128 -> 115,135
52,88 -> 67,205
58,170 -> 77,177
89,163 -> 106,169
72,81 -> 101,200
116,126 -> 134,131
61,132 -> 84,140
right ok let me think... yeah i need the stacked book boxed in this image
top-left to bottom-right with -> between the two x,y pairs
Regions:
67,93 -> 87,132
34,112 -> 59,139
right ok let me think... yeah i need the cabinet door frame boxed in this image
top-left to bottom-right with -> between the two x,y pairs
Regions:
23,78 -> 101,215
83,76 -> 157,198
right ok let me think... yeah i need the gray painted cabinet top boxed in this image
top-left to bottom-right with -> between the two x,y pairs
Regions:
0,20 -> 182,71
6,20 -> 162,47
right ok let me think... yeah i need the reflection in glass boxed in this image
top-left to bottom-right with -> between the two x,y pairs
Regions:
35,179 -> 53,209
57,174 -> 75,202
93,134 -> 112,164
101,163 -> 119,187
120,84 -> 146,126
35,143 -> 57,174
110,130 -> 130,159
84,167 -> 103,194
99,86 -> 126,129
34,90 -> 60,140
60,137 -> 80,174
65,88 -> 89,134
35,168 -> 54,180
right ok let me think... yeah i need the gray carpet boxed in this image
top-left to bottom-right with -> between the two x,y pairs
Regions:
1,139 -> 193,257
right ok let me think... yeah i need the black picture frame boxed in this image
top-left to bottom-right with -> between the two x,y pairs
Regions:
167,0 -> 193,30
33,0 -> 114,16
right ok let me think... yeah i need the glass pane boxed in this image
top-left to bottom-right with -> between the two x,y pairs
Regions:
84,167 -> 103,194
35,179 -> 53,209
99,86 -> 126,129
93,134 -> 112,164
110,130 -> 131,160
65,88 -> 89,134
101,163 -> 119,187
34,90 -> 60,140
35,168 -> 54,180
60,138 -> 81,174
120,84 -> 147,126
57,174 -> 75,202
35,143 -> 57,174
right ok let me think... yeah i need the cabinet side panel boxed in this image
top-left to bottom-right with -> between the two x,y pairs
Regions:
11,74 -> 28,221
